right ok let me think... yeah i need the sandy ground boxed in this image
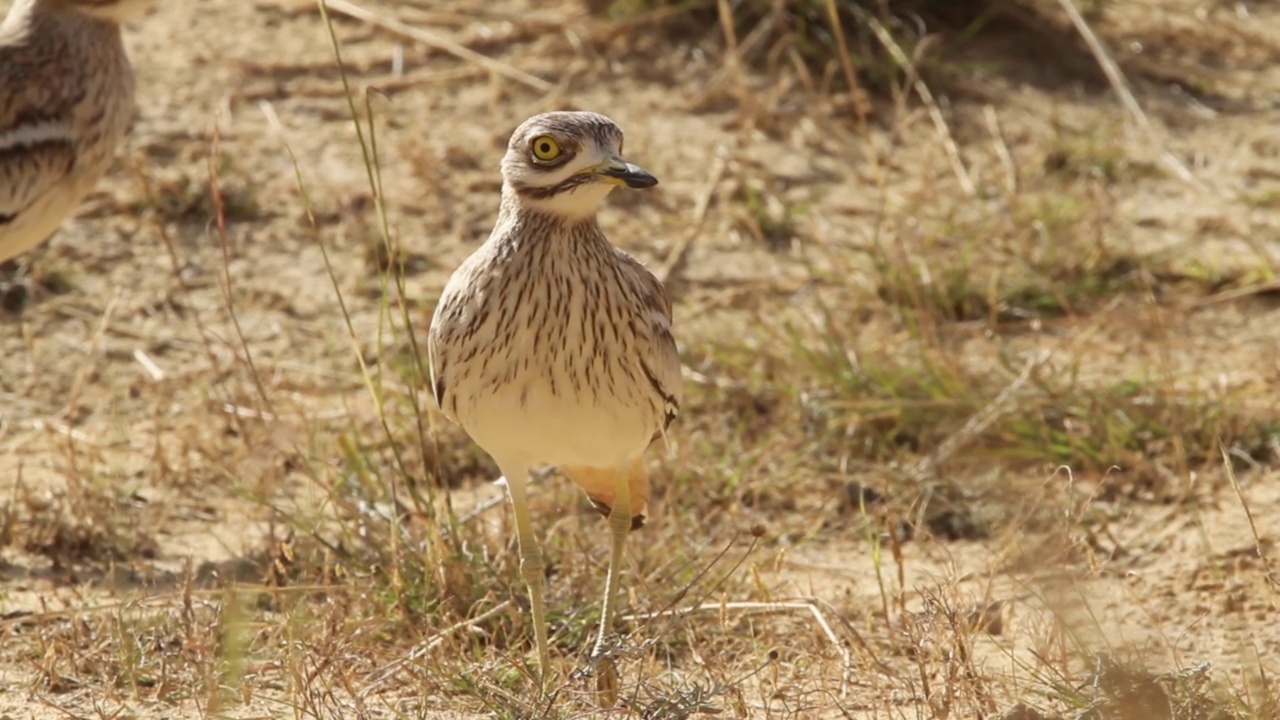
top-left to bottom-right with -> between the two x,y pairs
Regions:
1,0 -> 1278,717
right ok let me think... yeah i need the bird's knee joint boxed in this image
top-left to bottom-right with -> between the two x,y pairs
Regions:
607,509 -> 632,536
519,551 -> 543,582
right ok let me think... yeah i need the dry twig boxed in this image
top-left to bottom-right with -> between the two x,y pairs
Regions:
321,0 -> 553,93
858,10 -> 976,197
657,153 -> 729,285
1054,0 -> 1199,187
622,598 -> 854,696
361,599 -> 515,693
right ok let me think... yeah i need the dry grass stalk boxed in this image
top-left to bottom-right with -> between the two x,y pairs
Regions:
321,0 -> 554,92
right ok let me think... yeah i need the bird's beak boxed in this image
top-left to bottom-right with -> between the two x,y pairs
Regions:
587,157 -> 659,189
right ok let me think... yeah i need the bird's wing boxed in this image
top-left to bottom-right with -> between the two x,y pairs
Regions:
620,251 -> 682,434
0,43 -> 80,224
427,266 -> 473,419
0,123 -> 78,224
427,303 -> 450,412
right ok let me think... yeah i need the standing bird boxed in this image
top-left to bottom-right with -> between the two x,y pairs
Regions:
428,111 -> 681,689
0,0 -> 150,266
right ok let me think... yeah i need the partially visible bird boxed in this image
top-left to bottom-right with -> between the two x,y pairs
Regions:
0,0 -> 151,266
428,110 -> 681,693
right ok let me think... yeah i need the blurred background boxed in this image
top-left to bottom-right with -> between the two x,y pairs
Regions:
1,0 -> 1278,717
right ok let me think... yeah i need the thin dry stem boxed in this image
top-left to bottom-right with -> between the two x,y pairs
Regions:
657,151 -> 728,285
321,0 -> 554,92
1054,0 -> 1199,187
858,10 -> 976,197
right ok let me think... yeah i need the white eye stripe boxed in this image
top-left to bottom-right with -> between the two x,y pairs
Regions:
0,122 -> 76,153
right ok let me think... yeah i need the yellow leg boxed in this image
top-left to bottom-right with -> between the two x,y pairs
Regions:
499,465 -> 551,691
592,463 -> 633,658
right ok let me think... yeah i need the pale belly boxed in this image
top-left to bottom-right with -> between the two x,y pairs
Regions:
0,183 -> 82,263
453,368 -> 658,471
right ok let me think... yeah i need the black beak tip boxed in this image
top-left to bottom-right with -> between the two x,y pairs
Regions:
626,171 -> 659,189
604,163 -> 659,189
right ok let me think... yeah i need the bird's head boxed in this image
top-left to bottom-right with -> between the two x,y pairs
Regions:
499,111 -> 658,221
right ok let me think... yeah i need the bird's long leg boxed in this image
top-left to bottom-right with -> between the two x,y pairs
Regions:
500,464 -> 551,690
593,463 -> 633,658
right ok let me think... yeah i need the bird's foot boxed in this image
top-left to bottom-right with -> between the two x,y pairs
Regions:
1,280 -> 30,314
569,652 -> 620,710
0,260 -> 30,314
593,655 -> 620,709
582,635 -> 628,709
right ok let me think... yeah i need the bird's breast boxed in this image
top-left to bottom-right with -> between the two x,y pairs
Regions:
434,238 -> 665,467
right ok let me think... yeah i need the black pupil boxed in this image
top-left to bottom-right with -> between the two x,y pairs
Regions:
539,142 -> 551,155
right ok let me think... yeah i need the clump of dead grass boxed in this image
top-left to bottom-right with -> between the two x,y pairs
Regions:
3,0 -> 1279,718
3,475 -> 157,570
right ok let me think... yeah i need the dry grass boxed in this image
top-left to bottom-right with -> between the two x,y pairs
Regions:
1,0 -> 1279,717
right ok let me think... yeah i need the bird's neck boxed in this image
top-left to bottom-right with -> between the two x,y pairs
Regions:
496,186 -> 607,240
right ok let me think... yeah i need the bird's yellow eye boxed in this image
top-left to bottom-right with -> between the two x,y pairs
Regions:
530,135 -> 562,162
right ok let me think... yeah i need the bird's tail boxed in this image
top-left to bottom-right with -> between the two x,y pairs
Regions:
560,457 -> 649,530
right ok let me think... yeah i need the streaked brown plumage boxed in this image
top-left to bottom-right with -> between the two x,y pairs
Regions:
0,0 -> 150,264
428,110 -> 681,694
